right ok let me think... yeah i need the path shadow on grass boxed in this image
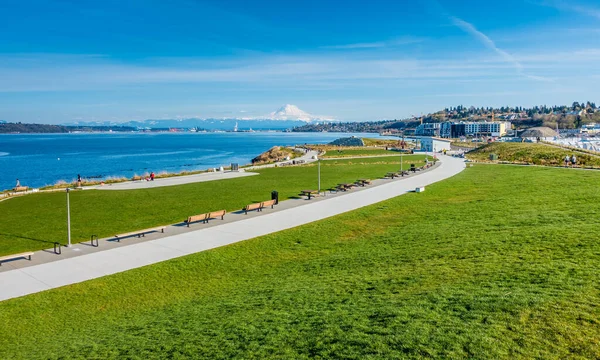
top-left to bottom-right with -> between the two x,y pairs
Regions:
0,233 -> 56,246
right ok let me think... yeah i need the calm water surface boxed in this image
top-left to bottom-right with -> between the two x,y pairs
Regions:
0,132 -> 387,190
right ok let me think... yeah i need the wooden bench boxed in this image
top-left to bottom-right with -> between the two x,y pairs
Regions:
243,202 -> 263,214
186,209 -> 226,227
357,179 -> 372,186
261,199 -> 276,209
13,186 -> 28,192
385,172 -> 398,179
337,183 -> 355,191
186,213 -> 208,227
114,226 -> 166,241
207,209 -> 226,221
299,190 -> 318,200
0,251 -> 34,266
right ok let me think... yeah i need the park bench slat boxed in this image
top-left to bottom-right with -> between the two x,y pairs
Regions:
186,210 -> 226,227
207,209 -> 226,220
243,202 -> 263,214
261,200 -> 276,209
186,214 -> 208,227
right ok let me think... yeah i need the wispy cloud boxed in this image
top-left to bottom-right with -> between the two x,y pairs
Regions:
422,0 -> 554,82
535,0 -> 600,19
449,16 -> 553,82
322,36 -> 424,50
1,45 -> 597,93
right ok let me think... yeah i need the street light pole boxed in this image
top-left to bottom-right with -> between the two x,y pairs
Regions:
66,188 -> 72,247
400,134 -> 404,172
318,156 -> 321,194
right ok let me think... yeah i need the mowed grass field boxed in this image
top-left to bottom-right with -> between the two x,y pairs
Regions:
468,142 -> 600,167
1,164 -> 599,359
320,148 -> 399,158
0,156 -> 427,256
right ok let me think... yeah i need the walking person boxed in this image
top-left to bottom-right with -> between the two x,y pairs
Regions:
564,155 -> 569,167
77,174 -> 82,187
150,172 -> 155,181
571,155 -> 577,167
15,178 -> 20,188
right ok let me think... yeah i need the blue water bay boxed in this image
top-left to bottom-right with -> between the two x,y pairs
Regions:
0,132 -> 381,190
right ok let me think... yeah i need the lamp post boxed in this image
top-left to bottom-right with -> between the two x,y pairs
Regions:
318,155 -> 321,194
400,135 -> 404,172
66,188 -> 72,247
400,151 -> 403,172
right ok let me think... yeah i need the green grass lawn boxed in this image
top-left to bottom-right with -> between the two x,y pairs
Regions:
468,142 -> 600,167
1,164 -> 599,359
321,148 -> 398,158
451,141 -> 481,149
0,156 -> 427,256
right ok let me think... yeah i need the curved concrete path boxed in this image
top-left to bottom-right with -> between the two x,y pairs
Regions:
93,171 -> 259,191
92,148 -> 318,191
0,155 -> 466,302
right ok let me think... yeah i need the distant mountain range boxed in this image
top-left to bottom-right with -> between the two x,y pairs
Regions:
63,105 -> 335,131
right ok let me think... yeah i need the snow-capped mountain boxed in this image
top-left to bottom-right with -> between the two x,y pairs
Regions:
270,104 -> 314,121
268,104 -> 333,122
61,105 -> 334,130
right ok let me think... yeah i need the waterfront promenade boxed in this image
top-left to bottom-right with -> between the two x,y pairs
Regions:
0,155 -> 465,302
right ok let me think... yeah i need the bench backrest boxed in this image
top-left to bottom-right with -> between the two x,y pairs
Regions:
208,210 -> 226,218
187,214 -> 208,223
245,203 -> 262,211
261,199 -> 276,207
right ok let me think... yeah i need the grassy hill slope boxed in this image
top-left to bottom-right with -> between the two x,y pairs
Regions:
1,165 -> 599,359
467,142 -> 600,167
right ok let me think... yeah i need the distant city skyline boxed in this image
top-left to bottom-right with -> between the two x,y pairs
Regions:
1,0 -> 599,123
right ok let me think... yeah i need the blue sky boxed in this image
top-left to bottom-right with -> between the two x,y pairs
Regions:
1,0 -> 599,123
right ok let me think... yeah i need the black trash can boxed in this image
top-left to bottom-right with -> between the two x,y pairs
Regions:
410,164 -> 416,172
271,190 -> 279,205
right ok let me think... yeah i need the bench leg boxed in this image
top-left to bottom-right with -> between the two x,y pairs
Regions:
161,229 -> 164,233
187,222 -> 190,228
28,255 -> 31,261
221,215 -> 224,220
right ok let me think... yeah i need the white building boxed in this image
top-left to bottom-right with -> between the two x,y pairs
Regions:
418,137 -> 452,152
580,123 -> 600,134
414,123 -> 441,136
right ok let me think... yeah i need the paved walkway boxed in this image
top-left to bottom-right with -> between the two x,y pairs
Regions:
0,155 -> 466,302
93,171 -> 258,191
91,148 -> 318,190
